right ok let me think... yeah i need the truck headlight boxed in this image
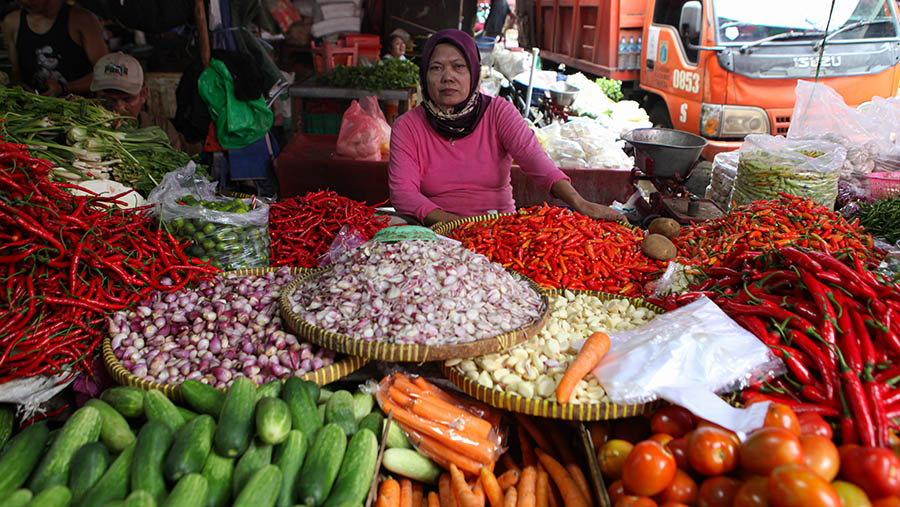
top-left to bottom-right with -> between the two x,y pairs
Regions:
700,104 -> 769,138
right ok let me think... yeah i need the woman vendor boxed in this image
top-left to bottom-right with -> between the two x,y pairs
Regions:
388,29 -> 625,226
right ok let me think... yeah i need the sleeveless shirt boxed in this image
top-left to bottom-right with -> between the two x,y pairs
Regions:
16,4 -> 93,93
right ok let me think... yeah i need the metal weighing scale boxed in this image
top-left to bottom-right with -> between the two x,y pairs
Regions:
623,128 -> 726,225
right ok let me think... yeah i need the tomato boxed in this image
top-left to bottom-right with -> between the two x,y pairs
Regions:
733,476 -> 769,507
800,434 -> 840,482
687,426 -> 739,476
621,441 -> 677,497
590,421 -> 612,451
615,417 -> 653,444
798,412 -> 833,439
609,479 -> 627,504
600,440 -> 635,480
696,476 -> 741,507
652,469 -> 697,505
659,504 -> 691,507
831,480 -> 872,507
764,403 -> 802,436
666,438 -> 691,472
872,497 -> 900,507
739,427 -> 805,476
840,444 -> 861,462
650,433 -> 674,447
768,464 -> 841,507
840,447 -> 900,499
651,406 -> 695,438
615,496 -> 658,507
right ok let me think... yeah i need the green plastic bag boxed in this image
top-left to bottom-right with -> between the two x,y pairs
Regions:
198,59 -> 273,150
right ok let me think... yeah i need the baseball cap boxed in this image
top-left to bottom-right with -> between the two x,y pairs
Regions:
90,52 -> 143,95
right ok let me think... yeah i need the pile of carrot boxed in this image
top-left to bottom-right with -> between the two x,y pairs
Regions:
375,373 -> 503,475
375,413 -> 595,507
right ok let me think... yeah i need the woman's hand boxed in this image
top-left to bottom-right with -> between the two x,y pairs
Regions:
575,201 -> 628,223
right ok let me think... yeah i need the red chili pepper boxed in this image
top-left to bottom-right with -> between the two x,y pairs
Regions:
741,390 -> 840,417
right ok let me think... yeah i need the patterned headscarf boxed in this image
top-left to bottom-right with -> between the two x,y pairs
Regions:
420,29 -> 492,139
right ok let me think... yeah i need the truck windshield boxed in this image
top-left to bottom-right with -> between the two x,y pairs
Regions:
714,0 -> 898,44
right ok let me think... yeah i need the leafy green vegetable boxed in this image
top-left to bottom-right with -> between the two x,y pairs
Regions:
328,59 -> 419,91
595,77 -> 623,102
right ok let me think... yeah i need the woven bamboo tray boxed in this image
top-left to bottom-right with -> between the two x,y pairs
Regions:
280,267 -> 550,362
441,289 -> 666,421
102,267 -> 368,402
430,212 -> 517,236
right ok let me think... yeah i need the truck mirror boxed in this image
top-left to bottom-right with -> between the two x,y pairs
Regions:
679,1 -> 702,39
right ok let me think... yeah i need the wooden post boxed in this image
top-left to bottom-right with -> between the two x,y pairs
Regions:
195,0 -> 211,69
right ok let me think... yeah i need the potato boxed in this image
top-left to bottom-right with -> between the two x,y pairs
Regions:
648,217 -> 682,239
642,234 -> 677,261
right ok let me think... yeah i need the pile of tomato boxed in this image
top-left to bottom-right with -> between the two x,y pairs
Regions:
591,403 -> 900,507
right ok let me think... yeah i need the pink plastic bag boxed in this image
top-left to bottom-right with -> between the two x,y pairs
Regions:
359,95 -> 391,154
336,97 -> 390,161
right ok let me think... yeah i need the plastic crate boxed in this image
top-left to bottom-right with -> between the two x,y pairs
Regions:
867,172 -> 900,199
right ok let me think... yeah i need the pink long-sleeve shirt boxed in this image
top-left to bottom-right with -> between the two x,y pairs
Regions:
388,97 -> 569,222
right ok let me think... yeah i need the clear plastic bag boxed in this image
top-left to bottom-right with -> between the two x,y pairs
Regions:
730,135 -> 845,209
317,225 -> 367,267
705,150 -> 739,211
147,163 -> 270,270
371,372 -> 504,475
591,296 -> 785,438
336,99 -> 383,161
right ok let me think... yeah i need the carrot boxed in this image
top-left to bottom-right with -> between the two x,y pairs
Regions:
496,469 -> 520,491
450,464 -> 482,507
413,376 -> 503,427
546,423 -> 591,504
565,464 -> 590,504
473,478 -> 486,507
410,397 -> 493,439
518,425 -> 536,467
536,467 -> 550,507
412,482 -> 424,507
428,491 -> 441,507
503,487 -> 518,507
401,478 -> 414,507
516,466 -> 536,507
480,467 -> 505,507
534,449 -> 588,507
515,415 -> 554,454
440,473 -> 457,507
547,485 -> 560,507
405,427 -> 488,476
501,454 -> 520,475
389,385 -> 414,407
381,400 -> 496,464
556,331 -> 610,404
377,478 -> 402,507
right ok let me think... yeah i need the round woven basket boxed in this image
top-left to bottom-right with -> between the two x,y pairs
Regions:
441,289 -> 666,421
280,267 -> 550,362
430,212 -> 518,236
102,267 -> 368,401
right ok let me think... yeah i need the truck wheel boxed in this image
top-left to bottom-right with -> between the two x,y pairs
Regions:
648,101 -> 673,129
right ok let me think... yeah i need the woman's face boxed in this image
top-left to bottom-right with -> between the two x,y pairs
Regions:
390,37 -> 406,58
426,43 -> 470,109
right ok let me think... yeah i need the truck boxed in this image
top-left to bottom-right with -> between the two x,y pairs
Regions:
533,0 -> 900,158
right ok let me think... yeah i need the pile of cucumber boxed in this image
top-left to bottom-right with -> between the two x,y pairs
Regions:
0,377 -> 382,507
170,196 -> 269,270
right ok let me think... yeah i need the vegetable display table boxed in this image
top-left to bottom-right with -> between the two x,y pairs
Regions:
275,134 -> 636,207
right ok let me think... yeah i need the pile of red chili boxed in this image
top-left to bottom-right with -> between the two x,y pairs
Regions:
0,141 -> 217,382
446,205 -> 666,297
674,194 -> 879,267
669,245 -> 900,447
268,190 -> 391,267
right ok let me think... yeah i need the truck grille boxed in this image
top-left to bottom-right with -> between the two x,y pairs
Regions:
774,115 -> 791,135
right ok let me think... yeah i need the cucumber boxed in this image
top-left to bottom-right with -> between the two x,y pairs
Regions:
317,404 -> 326,423
0,421 -> 49,496
201,452 -> 234,507
274,430 -> 307,507
131,420 -> 173,504
351,392 -> 374,422
79,441 -> 136,507
0,403 -> 14,450
358,413 -> 382,441
85,398 -> 136,453
232,439 -> 273,497
100,387 -> 145,418
164,414 -> 215,483
283,378 -> 321,444
257,380 -> 283,400
177,407 -> 199,423
144,390 -> 186,433
214,377 -> 257,457
325,391 -> 356,437
297,423 -> 348,507
26,484 -> 71,507
233,464 -> 281,507
382,448 -> 441,484
384,422 -> 411,449
29,405 -> 102,493
161,473 -> 208,507
256,397 -> 292,445
316,388 -> 332,405
68,442 -> 110,504
302,382 -> 321,405
122,490 -> 157,507
0,489 -> 32,507
180,380 -> 225,417
322,428 -> 378,507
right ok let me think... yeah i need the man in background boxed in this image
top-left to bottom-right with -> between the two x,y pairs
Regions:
2,0 -> 107,95
91,52 -> 199,154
